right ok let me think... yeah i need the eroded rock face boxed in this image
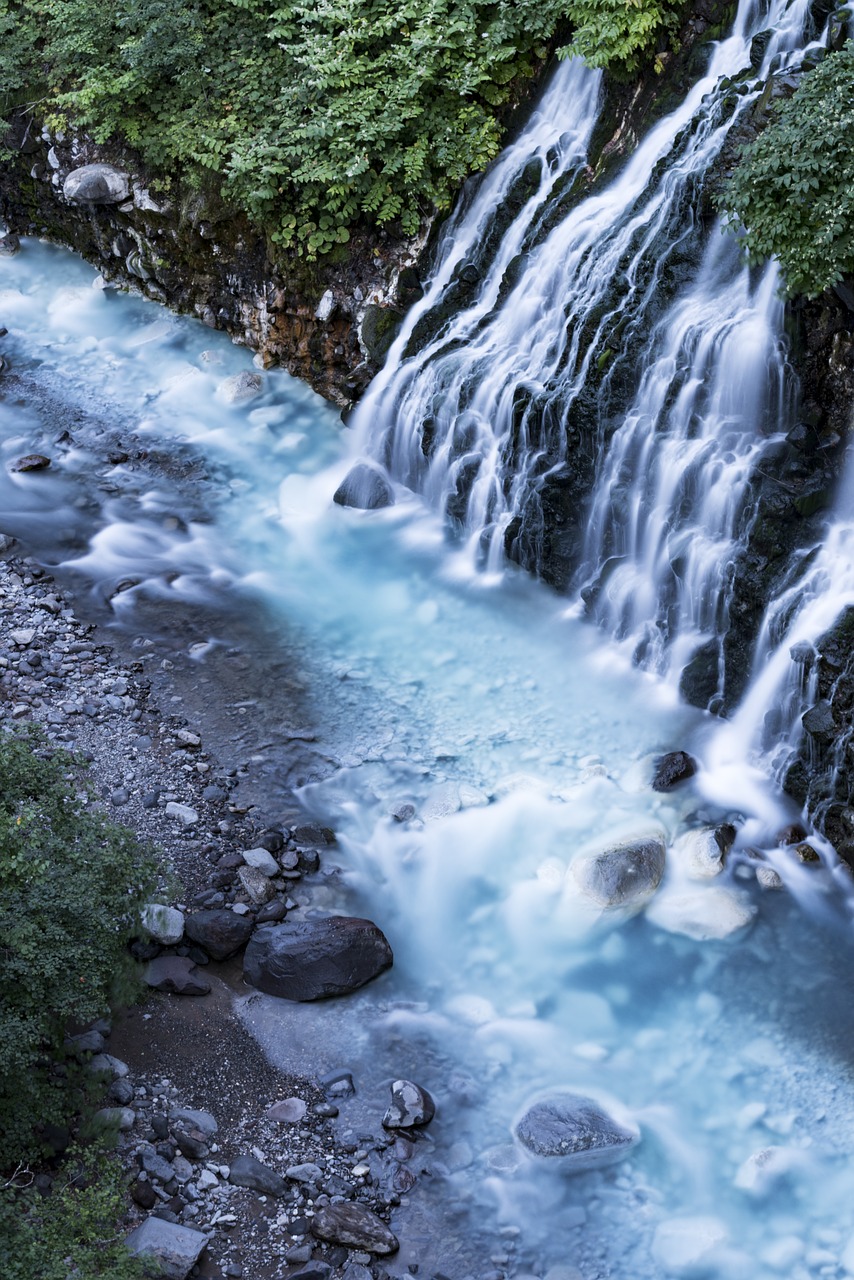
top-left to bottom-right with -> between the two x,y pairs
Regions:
571,834 -> 666,908
514,1092 -> 640,1172
243,916 -> 393,1000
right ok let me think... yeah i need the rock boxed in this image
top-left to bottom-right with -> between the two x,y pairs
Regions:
514,1092 -> 640,1172
243,916 -> 393,1001
570,833 -> 666,908
65,1029 -> 105,1055
311,1203 -> 399,1255
218,370 -> 263,404
652,751 -> 697,791
793,841 -> 820,864
286,1162 -> 323,1183
756,865 -> 784,890
802,699 -> 836,744
734,1145 -> 800,1195
145,955 -> 211,996
109,1078 -> 134,1105
228,1153 -> 288,1197
92,1106 -> 135,1133
131,1177 -> 157,1210
315,289 -> 336,322
237,864 -> 276,904
184,908 -> 254,960
165,801 -> 199,826
333,464 -> 394,510
777,823 -> 807,846
670,825 -> 734,879
64,164 -> 131,205
170,1108 -> 218,1137
267,1097 -> 308,1123
255,899 -> 287,924
651,1217 -> 728,1275
382,1079 -> 436,1129
142,903 -> 186,945
242,846 -> 280,876
89,1052 -> 129,1079
9,454 -> 50,472
0,232 -> 21,255
140,1146 -> 175,1183
125,1216 -> 208,1280
645,884 -> 756,940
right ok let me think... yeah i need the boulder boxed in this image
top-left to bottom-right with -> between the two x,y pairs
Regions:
571,834 -> 666,908
242,846 -> 281,876
311,1203 -> 399,1255
382,1079 -> 435,1129
142,903 -> 185,945
237,864 -> 276,905
218,370 -> 263,404
652,751 -> 697,791
645,884 -> 756,940
170,1107 -> 218,1138
184,908 -> 253,960
243,916 -> 393,1001
228,1153 -> 287,1197
802,699 -> 836,744
144,955 -> 211,996
124,1217 -> 208,1280
63,164 -> 130,206
670,825 -> 734,879
651,1217 -> 728,1275
9,454 -> 50,472
333,464 -> 394,510
514,1092 -> 640,1172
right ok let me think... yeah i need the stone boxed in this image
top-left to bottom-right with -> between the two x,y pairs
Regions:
315,289 -> 336,322
184,908 -> 253,960
89,1052 -> 129,1079
145,955 -> 211,996
10,629 -> 35,645
382,1079 -> 435,1129
311,1203 -> 399,1255
333,464 -> 394,511
142,903 -> 186,945
243,916 -> 393,1001
794,841 -> 820,864
140,1146 -> 175,1183
165,801 -> 199,826
652,751 -> 697,791
670,825 -> 734,879
237,863 -> 276,904
514,1092 -> 640,1172
92,1106 -> 135,1133
125,1216 -> 208,1280
267,1097 -> 308,1124
570,833 -> 666,908
219,370 -> 263,404
131,1178 -> 157,1209
255,899 -> 287,924
802,699 -> 836,744
170,1108 -> 218,1137
9,454 -> 50,472
734,1145 -> 800,1195
0,232 -> 21,255
228,1154 -> 287,1197
286,1162 -> 323,1183
64,164 -> 131,205
242,846 -> 280,876
645,884 -> 756,940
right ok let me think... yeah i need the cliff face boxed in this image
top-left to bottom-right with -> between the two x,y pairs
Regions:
0,115 -> 430,408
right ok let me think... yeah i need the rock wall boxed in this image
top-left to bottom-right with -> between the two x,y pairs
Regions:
0,115 -> 430,408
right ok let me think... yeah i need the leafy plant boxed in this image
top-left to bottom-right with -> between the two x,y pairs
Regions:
717,42 -> 854,296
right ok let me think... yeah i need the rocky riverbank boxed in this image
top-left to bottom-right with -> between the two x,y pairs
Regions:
0,542 -> 438,1280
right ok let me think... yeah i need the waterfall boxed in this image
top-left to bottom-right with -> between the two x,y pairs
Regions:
351,0 -> 817,700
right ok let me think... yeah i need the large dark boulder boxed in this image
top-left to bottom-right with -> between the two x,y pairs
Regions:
652,750 -> 697,791
333,464 -> 394,510
311,1203 -> 398,1254
571,834 -> 666,908
243,917 -> 393,1001
184,909 -> 254,961
514,1092 -> 640,1172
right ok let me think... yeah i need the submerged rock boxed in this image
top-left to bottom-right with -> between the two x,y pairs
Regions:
514,1091 -> 640,1172
651,1216 -> 728,1275
243,916 -> 393,1000
382,1079 -> 435,1129
333,464 -> 394,510
652,751 -> 697,791
63,164 -> 130,205
645,883 -> 756,940
570,833 -> 666,908
218,370 -> 263,404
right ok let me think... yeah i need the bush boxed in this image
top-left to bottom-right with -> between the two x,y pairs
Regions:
718,42 -> 854,296
0,728 -> 157,1161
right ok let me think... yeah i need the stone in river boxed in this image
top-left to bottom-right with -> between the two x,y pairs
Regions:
801,699 -> 836,744
144,955 -> 211,996
243,916 -> 393,1000
124,1217 -> 208,1280
652,750 -> 697,791
63,164 -> 130,205
382,1079 -> 435,1129
651,1217 -> 728,1275
311,1203 -> 399,1254
9,454 -> 50,472
670,825 -> 734,879
184,908 -> 253,960
570,833 -> 666,908
645,883 -> 756,940
228,1153 -> 287,1196
514,1091 -> 640,1172
218,370 -> 263,404
333,464 -> 394,510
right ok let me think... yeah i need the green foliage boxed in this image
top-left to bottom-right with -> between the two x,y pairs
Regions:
0,728 -> 157,1161
718,42 -> 854,297
0,0 -> 682,256
0,1145 -> 144,1280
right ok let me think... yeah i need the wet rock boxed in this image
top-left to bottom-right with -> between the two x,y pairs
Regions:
734,1145 -> 801,1196
802,699 -> 836,744
243,916 -> 393,1001
570,833 -> 666,908
125,1216 -> 208,1280
64,164 -> 130,205
184,908 -> 254,960
514,1092 -> 640,1172
218,370 -> 263,404
228,1153 -> 288,1196
777,822 -> 807,846
382,1079 -> 435,1129
9,454 -> 50,472
645,883 -> 756,940
333,464 -> 394,510
144,955 -> 211,996
142,903 -> 185,945
651,1217 -> 728,1275
311,1203 -> 399,1255
670,825 -> 734,879
793,841 -> 820,863
0,231 -> 20,255
652,751 -> 697,791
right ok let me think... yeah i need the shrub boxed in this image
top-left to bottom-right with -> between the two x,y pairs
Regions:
717,42 -> 854,296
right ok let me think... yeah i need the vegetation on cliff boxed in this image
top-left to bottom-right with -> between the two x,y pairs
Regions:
718,40 -> 854,297
0,0 -> 681,256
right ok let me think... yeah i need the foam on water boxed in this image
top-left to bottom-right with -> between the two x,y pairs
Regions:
4,242 -> 854,1276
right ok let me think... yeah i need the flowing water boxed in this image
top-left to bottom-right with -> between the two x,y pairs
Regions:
4,6 -> 854,1274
